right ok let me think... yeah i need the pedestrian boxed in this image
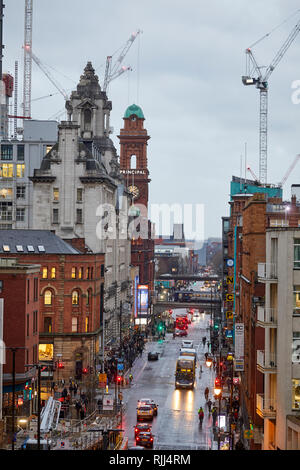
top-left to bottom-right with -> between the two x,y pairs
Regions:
207,399 -> 212,413
207,341 -> 210,351
80,408 -> 85,421
204,387 -> 209,401
75,400 -> 81,419
212,407 -> 218,427
204,352 -> 208,361
61,387 -> 68,399
69,383 -> 73,396
73,383 -> 78,396
202,336 -> 206,346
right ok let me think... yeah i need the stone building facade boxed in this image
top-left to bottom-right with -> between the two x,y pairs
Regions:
30,63 -> 132,347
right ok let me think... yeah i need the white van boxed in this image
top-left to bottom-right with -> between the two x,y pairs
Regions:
180,348 -> 197,359
181,339 -> 194,349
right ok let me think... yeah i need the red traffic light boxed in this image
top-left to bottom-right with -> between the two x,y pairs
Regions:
57,362 -> 64,369
215,377 -> 221,387
82,367 -> 88,374
117,376 -> 122,382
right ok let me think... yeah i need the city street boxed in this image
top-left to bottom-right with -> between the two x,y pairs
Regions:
121,311 -> 218,450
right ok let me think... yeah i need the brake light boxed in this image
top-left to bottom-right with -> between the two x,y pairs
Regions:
150,438 -> 153,441
136,437 -> 140,440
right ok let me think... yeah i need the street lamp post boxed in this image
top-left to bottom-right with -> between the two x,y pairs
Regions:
8,347 -> 26,451
25,363 -> 44,451
214,387 -> 222,451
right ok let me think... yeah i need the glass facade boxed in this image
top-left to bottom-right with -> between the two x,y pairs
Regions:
1,145 -> 13,160
294,239 -> 300,269
292,379 -> 300,410
292,332 -> 300,363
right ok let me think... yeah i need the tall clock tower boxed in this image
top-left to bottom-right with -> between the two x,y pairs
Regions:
118,104 -> 150,210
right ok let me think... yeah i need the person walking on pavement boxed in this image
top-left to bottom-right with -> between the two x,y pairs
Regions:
202,336 -> 206,347
204,386 -> 209,401
198,407 -> 204,426
207,398 -> 212,413
212,407 -> 218,427
207,341 -> 210,351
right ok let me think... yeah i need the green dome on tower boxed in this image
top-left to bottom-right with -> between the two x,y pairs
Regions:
124,104 -> 145,119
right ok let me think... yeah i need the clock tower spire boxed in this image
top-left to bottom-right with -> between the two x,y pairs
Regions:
118,104 -> 150,209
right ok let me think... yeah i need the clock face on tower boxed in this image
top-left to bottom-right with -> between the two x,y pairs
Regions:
128,185 -> 140,198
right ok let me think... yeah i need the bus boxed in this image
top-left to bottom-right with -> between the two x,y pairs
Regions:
175,355 -> 196,389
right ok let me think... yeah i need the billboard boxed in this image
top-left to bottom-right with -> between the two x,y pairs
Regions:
138,285 -> 149,314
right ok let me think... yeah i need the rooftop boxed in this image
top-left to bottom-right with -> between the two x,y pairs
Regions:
0,230 -> 80,255
124,104 -> 145,119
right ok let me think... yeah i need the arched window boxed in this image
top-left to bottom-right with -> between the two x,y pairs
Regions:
44,289 -> 52,305
130,154 -> 137,169
72,290 -> 79,305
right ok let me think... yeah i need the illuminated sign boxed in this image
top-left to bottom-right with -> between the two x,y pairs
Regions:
38,344 -> 53,362
226,311 -> 233,319
226,294 -> 234,302
138,285 -> 148,314
226,276 -> 234,284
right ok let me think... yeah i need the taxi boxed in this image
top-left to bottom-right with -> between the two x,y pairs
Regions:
136,404 -> 154,421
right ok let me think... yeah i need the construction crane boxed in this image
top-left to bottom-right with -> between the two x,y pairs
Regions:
23,0 -> 33,118
242,18 -> 300,186
278,154 -> 300,187
247,166 -> 259,183
29,49 -> 68,101
103,30 -> 141,93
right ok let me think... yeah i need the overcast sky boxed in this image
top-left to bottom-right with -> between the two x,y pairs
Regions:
4,0 -> 300,239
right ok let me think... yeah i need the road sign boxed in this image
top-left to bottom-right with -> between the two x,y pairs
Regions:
235,359 -> 244,371
103,396 -> 114,410
244,429 -> 254,439
98,373 -> 107,388
117,363 -> 124,371
226,259 -> 234,267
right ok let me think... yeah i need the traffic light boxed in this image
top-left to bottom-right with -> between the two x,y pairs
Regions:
215,376 -> 221,388
82,367 -> 88,374
116,375 -> 122,383
57,362 -> 64,369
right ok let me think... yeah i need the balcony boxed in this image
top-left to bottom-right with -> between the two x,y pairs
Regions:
257,307 -> 277,327
256,394 -> 276,419
257,263 -> 277,281
257,350 -> 277,372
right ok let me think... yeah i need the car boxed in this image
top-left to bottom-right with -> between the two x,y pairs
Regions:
148,352 -> 159,361
134,423 -> 152,438
138,398 -> 158,415
137,404 -> 154,421
176,329 -> 187,337
181,339 -> 193,348
135,431 -> 154,449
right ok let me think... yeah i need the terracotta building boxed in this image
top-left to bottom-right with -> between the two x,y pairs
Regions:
118,104 -> 155,310
0,257 -> 40,416
0,230 -> 105,397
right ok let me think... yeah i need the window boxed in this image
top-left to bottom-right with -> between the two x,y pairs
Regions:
16,186 -> 25,199
0,188 -> 12,199
27,245 -> 34,252
16,208 -> 25,222
42,267 -> 48,279
78,267 -> 83,279
26,314 -> 29,337
34,278 -> 38,301
16,245 -> 23,252
72,317 -> 78,333
71,267 -> 76,279
17,145 -> 24,161
86,289 -> 92,306
83,108 -> 91,131
90,267 -> 93,279
86,267 -> 90,279
85,316 -> 89,333
293,286 -> 300,315
295,239 -> 300,269
16,164 -> 25,178
44,289 -> 52,305
0,163 -> 13,178
292,332 -> 300,363
0,202 -> 12,220
1,144 -> 13,160
44,317 -> 52,333
292,379 -> 300,410
46,145 -> 53,154
72,290 -> 79,305
38,245 -> 45,252
51,267 -> 56,279
76,208 -> 83,224
0,280 -> 3,293
33,310 -> 38,334
101,264 -> 104,277
77,188 -> 83,202
53,208 -> 59,224
53,188 -> 59,202
27,279 -> 30,303
130,154 -> 137,169
2,245 -> 10,252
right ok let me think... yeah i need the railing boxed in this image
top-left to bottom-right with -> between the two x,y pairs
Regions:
256,394 -> 276,417
257,350 -> 277,370
257,263 -> 277,280
257,307 -> 277,325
